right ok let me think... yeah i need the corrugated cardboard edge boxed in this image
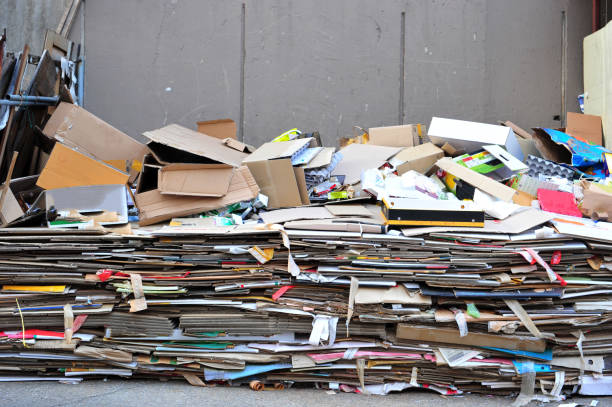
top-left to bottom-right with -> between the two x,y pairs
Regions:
135,166 -> 259,226
435,157 -> 516,202
158,164 -> 234,197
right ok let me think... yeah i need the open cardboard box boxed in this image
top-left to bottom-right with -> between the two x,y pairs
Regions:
242,138 -> 313,208
143,124 -> 247,167
428,117 -> 523,160
42,102 -> 148,181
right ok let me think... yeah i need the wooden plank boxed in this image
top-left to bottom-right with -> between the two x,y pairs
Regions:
56,0 -> 73,33
0,45 -> 29,175
61,0 -> 81,37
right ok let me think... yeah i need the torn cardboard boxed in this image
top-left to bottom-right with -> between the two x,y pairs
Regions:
143,124 -> 248,167
158,164 -> 234,197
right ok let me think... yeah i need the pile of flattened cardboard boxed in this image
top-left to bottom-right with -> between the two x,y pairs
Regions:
3,33 -> 612,404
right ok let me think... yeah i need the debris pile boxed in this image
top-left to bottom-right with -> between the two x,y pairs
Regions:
1,21 -> 612,405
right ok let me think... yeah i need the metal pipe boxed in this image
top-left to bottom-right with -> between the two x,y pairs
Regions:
7,95 -> 59,103
0,100 -> 56,106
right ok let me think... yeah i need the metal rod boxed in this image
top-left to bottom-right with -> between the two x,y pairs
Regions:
399,11 -> 406,125
7,95 -> 59,103
78,0 -> 85,106
0,100 -> 56,106
560,10 -> 567,127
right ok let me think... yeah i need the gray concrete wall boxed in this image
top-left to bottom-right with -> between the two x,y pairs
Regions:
1,0 -> 71,56
1,0 -> 593,147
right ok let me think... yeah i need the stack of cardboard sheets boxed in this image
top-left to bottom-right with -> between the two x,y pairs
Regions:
2,32 -> 612,402
0,211 -> 610,398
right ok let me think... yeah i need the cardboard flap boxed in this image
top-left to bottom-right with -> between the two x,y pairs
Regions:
37,143 -> 129,190
303,147 -> 335,169
244,159 -> 302,208
143,124 -> 248,167
332,143 -> 402,185
483,145 -> 528,172
501,120 -> 533,140
435,157 -> 516,202
135,166 -> 259,226
223,138 -> 254,153
42,102 -> 147,162
158,164 -> 234,197
389,142 -> 444,175
196,118 -> 236,140
429,117 -> 523,160
367,124 -> 420,147
243,138 -> 313,163
566,112 -> 603,146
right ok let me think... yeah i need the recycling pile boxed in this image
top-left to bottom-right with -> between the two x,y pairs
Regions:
2,32 -> 612,403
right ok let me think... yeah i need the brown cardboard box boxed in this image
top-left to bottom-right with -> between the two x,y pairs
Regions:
566,112 -> 603,146
243,138 -> 313,209
43,102 -> 147,164
158,164 -> 234,197
197,118 -> 237,140
143,124 -> 247,167
368,124 -> 424,147
135,166 -> 259,226
390,142 -> 443,175
37,143 -> 129,190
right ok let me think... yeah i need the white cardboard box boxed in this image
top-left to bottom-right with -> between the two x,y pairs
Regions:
428,117 -> 524,161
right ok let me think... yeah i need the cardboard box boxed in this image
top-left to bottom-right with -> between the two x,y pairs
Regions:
389,142 -> 444,175
243,139 -> 313,209
134,166 -> 259,226
158,164 -> 234,197
428,117 -> 523,160
368,124 -> 424,147
42,102 -> 147,165
197,118 -> 237,140
45,184 -> 128,226
566,112 -> 603,146
381,197 -> 484,227
143,124 -> 247,167
37,143 -> 129,190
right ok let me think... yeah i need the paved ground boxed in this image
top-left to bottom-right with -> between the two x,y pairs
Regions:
1,380 -> 610,407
